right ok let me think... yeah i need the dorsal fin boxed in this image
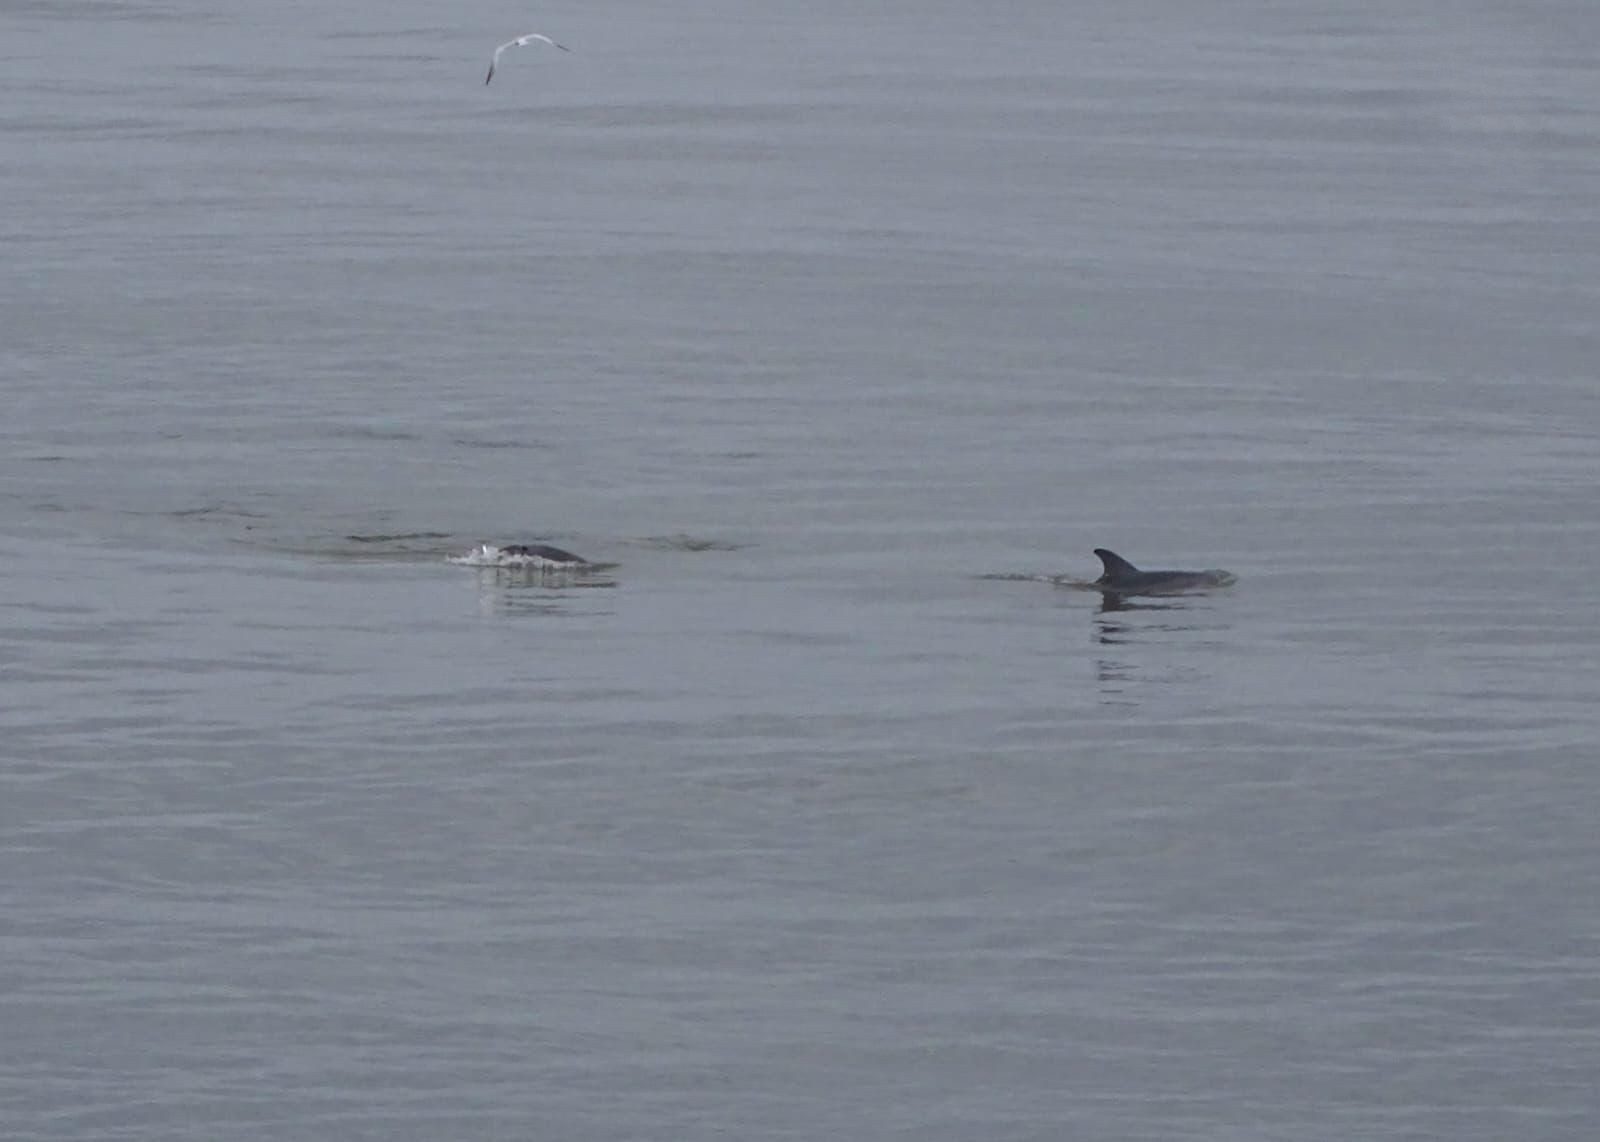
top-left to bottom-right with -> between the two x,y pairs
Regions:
1093,548 -> 1141,584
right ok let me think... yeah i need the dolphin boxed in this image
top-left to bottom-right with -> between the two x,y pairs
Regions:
499,543 -> 587,566
1090,548 -> 1236,595
448,542 -> 592,568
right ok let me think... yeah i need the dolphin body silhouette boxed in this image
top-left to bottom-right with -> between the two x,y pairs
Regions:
499,543 -> 588,566
1091,548 -> 1236,595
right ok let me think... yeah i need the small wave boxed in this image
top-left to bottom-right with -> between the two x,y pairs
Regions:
167,503 -> 269,521
326,425 -> 420,443
347,532 -> 452,544
632,535 -> 744,552
451,437 -> 537,451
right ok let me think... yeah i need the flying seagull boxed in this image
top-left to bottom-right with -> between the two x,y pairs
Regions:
486,33 -> 570,85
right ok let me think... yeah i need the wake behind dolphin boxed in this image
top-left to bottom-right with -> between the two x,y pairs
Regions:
1087,548 -> 1236,595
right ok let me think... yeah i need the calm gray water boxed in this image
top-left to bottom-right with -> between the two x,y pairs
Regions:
4,1 -> 1599,1138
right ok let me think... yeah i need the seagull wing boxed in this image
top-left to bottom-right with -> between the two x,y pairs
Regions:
485,33 -> 568,85
486,40 -> 514,84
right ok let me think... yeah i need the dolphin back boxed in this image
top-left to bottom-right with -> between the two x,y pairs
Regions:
1090,548 -> 1236,594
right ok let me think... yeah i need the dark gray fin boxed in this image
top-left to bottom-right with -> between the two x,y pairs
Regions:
1092,548 -> 1141,584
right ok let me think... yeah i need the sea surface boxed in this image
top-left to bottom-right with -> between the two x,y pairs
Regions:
3,1 -> 1599,1138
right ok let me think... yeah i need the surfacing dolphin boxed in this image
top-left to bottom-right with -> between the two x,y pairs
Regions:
1089,548 -> 1236,595
448,542 -> 591,569
499,543 -> 588,566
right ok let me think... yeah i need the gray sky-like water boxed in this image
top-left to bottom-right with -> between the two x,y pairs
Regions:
3,2 -> 1599,1138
